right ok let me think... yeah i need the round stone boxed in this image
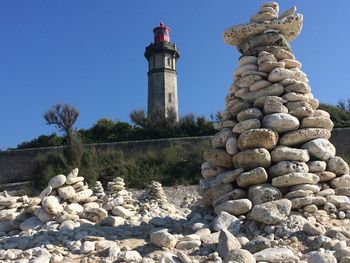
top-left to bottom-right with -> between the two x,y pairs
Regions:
232,119 -> 261,134
301,116 -> 334,131
301,139 -> 336,161
254,95 -> 286,108
150,229 -> 177,249
268,68 -> 307,83
203,149 -> 234,168
70,189 -> 93,203
313,110 -> 330,118
327,157 -> 350,175
237,108 -> 263,121
236,74 -> 262,88
237,167 -> 268,188
268,161 -> 309,177
248,184 -> 282,205
284,190 -> 313,199
249,80 -> 271,91
214,199 -> 252,216
238,56 -> 258,66
235,64 -> 258,76
262,113 -> 299,133
284,81 -> 311,94
212,128 -> 234,148
48,174 -> 66,189
272,173 -> 319,188
290,196 -> 326,209
232,148 -> 271,169
240,83 -> 284,103
279,128 -> 331,146
286,101 -> 311,111
238,128 -> 278,150
289,106 -> 314,119
58,186 -> 75,200
263,98 -> 288,114
303,222 -> 326,236
290,184 -> 321,193
225,249 -> 256,263
271,146 -> 309,162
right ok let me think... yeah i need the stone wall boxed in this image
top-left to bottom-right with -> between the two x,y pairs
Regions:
0,129 -> 349,185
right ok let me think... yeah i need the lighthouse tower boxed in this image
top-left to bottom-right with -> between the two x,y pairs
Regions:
144,22 -> 180,121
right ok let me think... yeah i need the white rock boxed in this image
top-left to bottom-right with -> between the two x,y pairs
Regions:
271,146 -> 309,162
327,157 -> 350,175
58,186 -> 75,200
279,128 -> 331,146
249,199 -> 292,224
48,174 -> 66,189
302,139 -> 336,161
80,241 -> 95,254
20,216 -> 43,231
262,113 -> 299,133
70,189 -> 93,203
42,196 -> 63,215
253,247 -> 299,262
272,173 -> 319,187
232,119 -> 261,134
226,137 -> 238,155
150,229 -> 178,249
214,199 -> 252,216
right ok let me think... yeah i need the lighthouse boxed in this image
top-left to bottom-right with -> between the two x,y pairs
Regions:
144,22 -> 180,121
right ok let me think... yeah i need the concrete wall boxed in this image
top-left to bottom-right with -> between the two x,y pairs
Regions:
0,128 -> 349,185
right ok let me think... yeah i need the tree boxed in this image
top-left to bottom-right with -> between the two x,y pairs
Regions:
44,103 -> 79,144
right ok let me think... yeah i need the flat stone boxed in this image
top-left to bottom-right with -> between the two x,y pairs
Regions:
316,189 -> 335,197
201,163 -> 226,179
327,195 -> 350,208
217,229 -> 241,259
279,128 -> 331,146
223,13 -> 303,46
34,207 -> 54,223
236,75 -> 262,88
290,196 -> 326,209
240,83 -> 284,103
307,161 -> 326,173
271,146 -> 309,162
272,173 -> 319,187
253,247 -> 299,262
313,109 -> 330,118
249,80 -> 271,91
237,108 -> 263,121
301,116 -> 334,131
235,64 -> 259,76
201,183 -> 234,206
262,113 -> 299,133
249,199 -> 292,224
290,184 -> 321,193
66,176 -> 84,185
242,70 -> 268,78
70,189 -> 93,203
238,128 -> 278,150
203,149 -> 234,168
259,61 -> 285,73
302,138 -> 336,161
307,251 -> 337,263
268,68 -> 307,82
226,137 -> 238,155
284,81 -> 311,94
0,196 -> 16,206
316,171 -> 336,182
268,161 -> 309,177
214,199 -> 252,216
250,11 -> 277,23
282,58 -> 301,68
327,156 -> 350,175
212,128 -> 234,148
286,101 -> 311,111
284,189 -> 313,199
39,186 -> 52,200
233,148 -> 271,169
238,56 -> 258,66
248,184 -> 282,205
232,119 -> 261,134
225,249 -> 256,263
48,174 -> 66,189
335,188 -> 350,197
212,188 -> 247,207
237,167 -> 268,188
254,95 -> 286,108
282,92 -> 309,102
216,168 -> 244,184
176,240 -> 201,250
331,175 -> 350,188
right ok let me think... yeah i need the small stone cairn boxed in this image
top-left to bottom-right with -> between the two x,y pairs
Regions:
92,180 -> 105,202
200,2 -> 350,225
139,181 -> 178,217
103,177 -> 138,218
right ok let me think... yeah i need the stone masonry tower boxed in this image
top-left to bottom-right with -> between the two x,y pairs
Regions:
144,22 -> 180,121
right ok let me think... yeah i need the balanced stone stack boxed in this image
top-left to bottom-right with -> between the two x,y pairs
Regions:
92,180 -> 106,202
103,177 -> 138,218
25,168 -> 108,228
139,181 -> 178,217
200,2 -> 350,224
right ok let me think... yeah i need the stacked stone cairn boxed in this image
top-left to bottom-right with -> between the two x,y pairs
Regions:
200,2 -> 350,226
138,181 -> 178,217
103,177 -> 139,219
91,180 -> 106,202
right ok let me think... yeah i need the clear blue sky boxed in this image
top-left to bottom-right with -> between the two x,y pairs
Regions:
0,1 -> 349,149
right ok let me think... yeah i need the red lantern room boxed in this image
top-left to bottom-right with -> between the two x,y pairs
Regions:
153,22 -> 171,43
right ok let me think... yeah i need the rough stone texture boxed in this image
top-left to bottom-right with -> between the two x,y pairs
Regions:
268,161 -> 309,177
232,148 -> 271,169
272,173 -> 319,187
248,184 -> 282,205
271,146 -> 309,162
238,128 -> 278,150
249,199 -> 292,224
48,174 -> 66,189
203,149 -> 234,168
214,199 -> 252,216
237,167 -> 268,188
302,138 -> 336,161
253,247 -> 299,262
327,156 -> 350,175
279,128 -> 331,146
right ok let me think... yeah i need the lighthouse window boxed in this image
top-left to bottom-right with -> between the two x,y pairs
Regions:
168,93 -> 172,103
167,57 -> 171,66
